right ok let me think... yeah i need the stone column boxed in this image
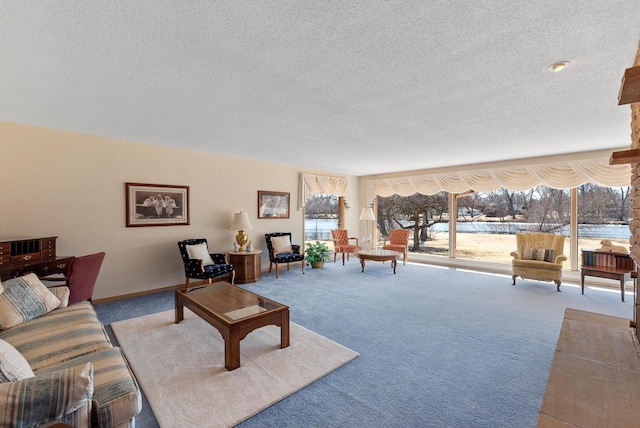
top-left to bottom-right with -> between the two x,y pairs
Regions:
630,43 -> 640,265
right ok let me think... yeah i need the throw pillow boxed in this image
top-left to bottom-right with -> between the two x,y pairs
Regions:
0,273 -> 61,330
523,246 -> 556,263
48,286 -> 70,308
185,243 -> 215,266
0,339 -> 34,382
271,235 -> 293,255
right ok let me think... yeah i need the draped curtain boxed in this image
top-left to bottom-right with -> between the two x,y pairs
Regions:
299,173 -> 349,209
367,158 -> 630,201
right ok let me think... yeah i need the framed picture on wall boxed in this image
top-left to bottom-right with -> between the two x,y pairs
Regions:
258,191 -> 290,219
126,183 -> 190,227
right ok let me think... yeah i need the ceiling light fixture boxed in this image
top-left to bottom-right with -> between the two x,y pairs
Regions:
549,61 -> 570,72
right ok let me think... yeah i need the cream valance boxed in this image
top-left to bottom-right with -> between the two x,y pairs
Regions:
368,158 -> 631,199
299,173 -> 349,208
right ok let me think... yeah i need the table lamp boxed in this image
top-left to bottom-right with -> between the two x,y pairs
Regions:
359,207 -> 375,247
230,211 -> 253,251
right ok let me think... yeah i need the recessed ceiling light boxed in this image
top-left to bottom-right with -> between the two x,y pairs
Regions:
549,61 -> 570,72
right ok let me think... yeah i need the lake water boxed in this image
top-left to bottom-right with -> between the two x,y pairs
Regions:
305,219 -> 339,240
304,219 -> 630,240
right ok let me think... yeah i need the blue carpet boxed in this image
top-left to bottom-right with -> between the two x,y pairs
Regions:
95,261 -> 632,427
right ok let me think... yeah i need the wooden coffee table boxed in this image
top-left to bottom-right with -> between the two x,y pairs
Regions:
175,282 -> 289,370
355,249 -> 402,274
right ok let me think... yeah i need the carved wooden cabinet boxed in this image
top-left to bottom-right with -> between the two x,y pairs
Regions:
228,250 -> 262,284
0,237 -> 73,281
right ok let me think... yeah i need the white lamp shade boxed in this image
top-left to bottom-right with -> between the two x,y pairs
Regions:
230,211 -> 253,230
359,207 -> 375,221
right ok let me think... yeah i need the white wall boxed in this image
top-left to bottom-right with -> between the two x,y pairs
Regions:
1,121 -> 359,299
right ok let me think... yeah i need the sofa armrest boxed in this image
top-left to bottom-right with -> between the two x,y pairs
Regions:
555,254 -> 567,263
510,251 -> 520,259
0,362 -> 93,427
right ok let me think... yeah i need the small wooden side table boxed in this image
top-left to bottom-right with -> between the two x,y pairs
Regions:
581,249 -> 634,302
228,250 -> 262,284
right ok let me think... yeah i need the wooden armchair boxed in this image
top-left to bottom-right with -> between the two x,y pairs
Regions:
382,229 -> 410,265
511,232 -> 567,291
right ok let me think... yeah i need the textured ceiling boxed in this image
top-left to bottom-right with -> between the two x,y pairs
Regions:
1,1 -> 639,176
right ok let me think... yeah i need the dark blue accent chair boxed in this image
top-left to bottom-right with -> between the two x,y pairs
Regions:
177,239 -> 235,287
264,233 -> 305,278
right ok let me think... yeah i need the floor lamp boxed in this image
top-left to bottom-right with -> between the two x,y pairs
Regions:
359,207 -> 375,250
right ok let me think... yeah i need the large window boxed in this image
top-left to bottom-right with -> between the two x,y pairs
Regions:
376,192 -> 449,256
577,184 -> 631,267
304,194 -> 338,249
455,187 -> 570,264
376,184 -> 631,269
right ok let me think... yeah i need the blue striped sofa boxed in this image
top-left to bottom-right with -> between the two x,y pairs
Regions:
0,301 -> 141,428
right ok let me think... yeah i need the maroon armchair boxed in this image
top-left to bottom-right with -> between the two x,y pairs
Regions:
42,252 -> 106,304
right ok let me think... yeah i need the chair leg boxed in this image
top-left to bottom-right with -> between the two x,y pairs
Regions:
555,280 -> 561,292
287,263 -> 290,271
403,251 -> 407,265
334,252 -> 338,263
230,271 -> 235,285
342,252 -> 345,265
512,275 -> 517,285
275,263 -> 279,278
269,262 -> 273,273
301,261 -> 305,275
185,277 -> 190,288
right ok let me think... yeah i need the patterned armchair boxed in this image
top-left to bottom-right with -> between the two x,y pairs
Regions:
265,233 -> 305,278
382,229 -> 410,265
331,229 -> 361,265
177,239 -> 235,287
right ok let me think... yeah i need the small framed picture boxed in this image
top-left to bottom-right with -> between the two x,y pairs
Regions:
258,191 -> 290,219
126,183 -> 190,227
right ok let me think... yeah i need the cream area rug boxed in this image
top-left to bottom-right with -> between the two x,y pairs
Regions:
111,309 -> 359,427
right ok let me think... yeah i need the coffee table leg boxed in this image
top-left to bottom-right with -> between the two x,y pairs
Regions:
225,328 -> 241,370
360,258 -> 366,272
392,259 -> 397,274
281,310 -> 290,348
175,294 -> 184,323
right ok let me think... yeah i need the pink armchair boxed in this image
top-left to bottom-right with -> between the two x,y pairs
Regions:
331,229 -> 361,265
383,229 -> 410,265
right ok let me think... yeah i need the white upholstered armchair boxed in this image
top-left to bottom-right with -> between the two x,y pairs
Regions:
511,233 -> 567,292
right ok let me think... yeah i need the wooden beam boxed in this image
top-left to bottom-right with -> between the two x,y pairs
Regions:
618,66 -> 640,105
609,148 -> 640,165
